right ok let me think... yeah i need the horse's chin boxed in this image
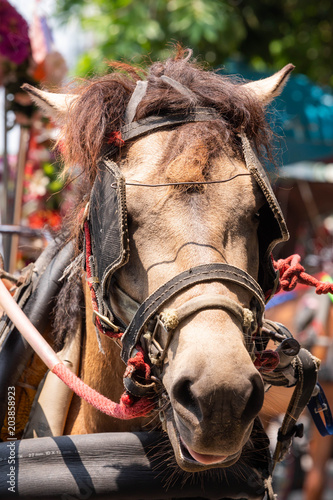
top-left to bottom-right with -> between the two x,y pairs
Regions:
165,414 -> 243,472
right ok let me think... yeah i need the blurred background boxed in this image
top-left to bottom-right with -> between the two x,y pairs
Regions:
0,1 -> 333,499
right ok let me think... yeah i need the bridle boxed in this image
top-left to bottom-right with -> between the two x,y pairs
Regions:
121,263 -> 266,397
84,76 -> 287,392
85,164 -> 272,393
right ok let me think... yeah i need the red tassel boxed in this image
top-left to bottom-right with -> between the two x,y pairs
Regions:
107,131 -> 124,147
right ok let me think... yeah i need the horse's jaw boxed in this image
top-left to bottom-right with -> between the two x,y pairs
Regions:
158,310 -> 264,472
164,408 -> 249,472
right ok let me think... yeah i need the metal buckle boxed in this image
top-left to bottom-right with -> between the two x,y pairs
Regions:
314,402 -> 328,414
92,309 -> 120,333
144,315 -> 175,366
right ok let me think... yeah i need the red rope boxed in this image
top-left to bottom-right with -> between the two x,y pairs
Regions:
123,348 -> 153,406
254,350 -> 280,372
126,347 -> 151,379
52,362 -> 155,419
273,254 -> 333,295
107,131 -> 125,147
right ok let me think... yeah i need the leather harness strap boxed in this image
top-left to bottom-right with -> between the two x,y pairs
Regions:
121,262 -> 265,363
144,294 -> 255,368
120,108 -> 221,142
169,294 -> 252,328
272,348 -> 320,467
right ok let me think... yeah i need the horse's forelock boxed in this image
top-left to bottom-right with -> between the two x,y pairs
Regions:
137,58 -> 272,157
162,121 -> 235,189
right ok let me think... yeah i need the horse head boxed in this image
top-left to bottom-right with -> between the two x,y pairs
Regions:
24,51 -> 292,472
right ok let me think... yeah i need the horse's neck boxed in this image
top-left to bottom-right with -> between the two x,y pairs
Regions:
65,281 -> 154,434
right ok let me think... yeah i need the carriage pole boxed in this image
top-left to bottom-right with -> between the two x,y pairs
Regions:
0,278 -> 61,370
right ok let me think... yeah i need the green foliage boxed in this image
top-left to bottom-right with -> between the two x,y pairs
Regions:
239,0 -> 333,86
57,0 -> 333,86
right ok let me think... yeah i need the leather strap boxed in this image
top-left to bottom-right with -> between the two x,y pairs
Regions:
121,262 -> 265,363
145,294 -> 254,368
241,134 -> 289,256
120,108 -> 221,142
172,294 -> 252,328
272,348 -> 319,467
123,81 -> 148,124
160,75 -> 196,99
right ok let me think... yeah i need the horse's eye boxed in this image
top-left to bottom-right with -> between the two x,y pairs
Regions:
254,212 -> 260,222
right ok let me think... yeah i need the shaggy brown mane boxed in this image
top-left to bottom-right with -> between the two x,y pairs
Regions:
61,47 -> 272,180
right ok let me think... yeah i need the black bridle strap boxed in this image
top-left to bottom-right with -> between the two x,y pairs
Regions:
121,263 -> 265,363
120,108 -> 221,142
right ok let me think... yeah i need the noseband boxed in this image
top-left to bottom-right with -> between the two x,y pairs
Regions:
121,263 -> 265,363
146,294 -> 254,366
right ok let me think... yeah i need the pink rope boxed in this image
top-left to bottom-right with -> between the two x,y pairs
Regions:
52,363 -> 155,419
273,254 -> 333,294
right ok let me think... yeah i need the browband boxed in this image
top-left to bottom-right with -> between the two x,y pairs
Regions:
120,108 -> 221,142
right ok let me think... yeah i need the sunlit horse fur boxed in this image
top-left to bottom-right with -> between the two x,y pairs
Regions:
25,49 -> 293,473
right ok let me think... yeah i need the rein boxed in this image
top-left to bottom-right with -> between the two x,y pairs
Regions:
0,279 -> 153,420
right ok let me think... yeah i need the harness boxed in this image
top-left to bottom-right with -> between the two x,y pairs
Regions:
79,78 -> 323,466
1,77 -> 332,497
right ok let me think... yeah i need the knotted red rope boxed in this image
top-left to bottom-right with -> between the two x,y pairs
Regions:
273,254 -> 333,295
107,131 -> 125,147
122,347 -> 152,406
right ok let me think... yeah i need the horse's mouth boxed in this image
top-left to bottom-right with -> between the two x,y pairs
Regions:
165,413 -> 242,472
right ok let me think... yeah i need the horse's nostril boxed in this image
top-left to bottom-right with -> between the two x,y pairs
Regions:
172,378 -> 202,420
242,373 -> 264,424
172,371 -> 264,428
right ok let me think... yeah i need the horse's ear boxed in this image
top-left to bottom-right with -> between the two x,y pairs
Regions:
22,84 -> 77,121
243,64 -> 294,105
